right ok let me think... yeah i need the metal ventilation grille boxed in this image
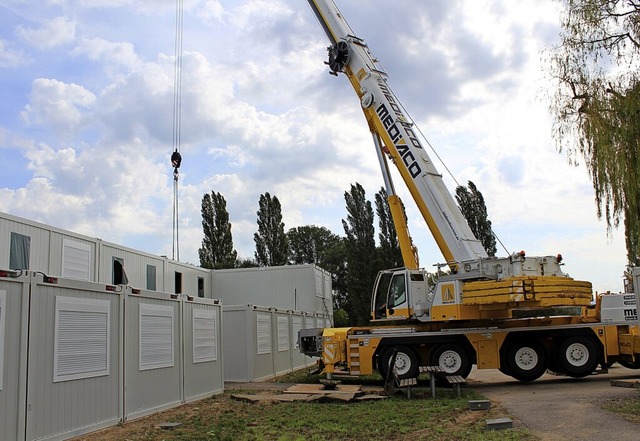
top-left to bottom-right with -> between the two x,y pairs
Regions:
54,297 -> 110,382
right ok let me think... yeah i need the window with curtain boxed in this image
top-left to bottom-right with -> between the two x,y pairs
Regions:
9,232 -> 30,270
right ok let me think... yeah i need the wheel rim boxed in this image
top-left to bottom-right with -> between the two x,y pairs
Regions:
564,342 -> 589,367
438,350 -> 462,374
513,347 -> 539,371
393,352 -> 413,376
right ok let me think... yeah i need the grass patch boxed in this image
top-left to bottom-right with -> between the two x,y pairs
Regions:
598,396 -> 640,424
79,388 -> 536,441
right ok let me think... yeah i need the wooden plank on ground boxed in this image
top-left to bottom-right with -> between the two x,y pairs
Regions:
231,393 -> 316,403
284,384 -> 362,395
610,379 -> 640,389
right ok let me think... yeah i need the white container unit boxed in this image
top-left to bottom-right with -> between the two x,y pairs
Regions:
25,273 -> 123,441
223,305 -> 280,382
124,287 -> 224,420
0,211 -> 98,281
182,296 -> 223,403
213,264 -> 333,316
0,270 -> 224,441
124,289 -> 182,421
0,212 -> 215,299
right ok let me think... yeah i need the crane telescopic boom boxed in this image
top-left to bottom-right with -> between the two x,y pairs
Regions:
308,0 -> 487,268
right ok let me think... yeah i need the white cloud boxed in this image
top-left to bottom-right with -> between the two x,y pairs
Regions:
0,0 -> 630,293
17,16 -> 75,50
21,78 -> 96,133
72,38 -> 142,71
0,39 -> 30,68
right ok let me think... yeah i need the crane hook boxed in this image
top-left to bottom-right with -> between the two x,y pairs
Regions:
171,149 -> 182,169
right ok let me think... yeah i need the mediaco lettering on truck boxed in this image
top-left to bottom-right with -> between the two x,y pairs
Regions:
375,80 -> 422,179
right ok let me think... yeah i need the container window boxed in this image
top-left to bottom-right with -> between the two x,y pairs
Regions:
62,239 -> 91,281
54,296 -> 110,382
193,308 -> 217,363
146,265 -> 156,291
197,277 -> 204,298
291,317 -> 302,350
277,316 -> 289,352
256,313 -> 271,355
174,271 -> 182,294
139,303 -> 174,370
9,232 -> 30,270
113,257 -> 128,285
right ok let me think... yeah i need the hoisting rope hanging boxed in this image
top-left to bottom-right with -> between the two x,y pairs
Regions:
171,0 -> 184,261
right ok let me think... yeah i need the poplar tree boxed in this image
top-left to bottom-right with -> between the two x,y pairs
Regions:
455,181 -> 497,257
342,183 -> 377,325
254,192 -> 289,266
375,187 -> 404,269
198,191 -> 238,269
547,0 -> 640,264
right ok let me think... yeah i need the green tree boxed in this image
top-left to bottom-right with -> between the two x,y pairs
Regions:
547,0 -> 640,264
375,187 -> 404,269
254,192 -> 289,266
198,191 -> 238,269
287,225 -> 340,265
287,225 -> 349,322
455,181 -> 497,257
342,183 -> 377,325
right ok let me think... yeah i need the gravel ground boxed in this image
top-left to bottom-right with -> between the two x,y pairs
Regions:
468,365 -> 640,441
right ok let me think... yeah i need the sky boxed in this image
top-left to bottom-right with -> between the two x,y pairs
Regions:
0,0 -> 629,293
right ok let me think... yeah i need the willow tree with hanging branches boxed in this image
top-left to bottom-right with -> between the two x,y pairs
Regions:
547,0 -> 640,264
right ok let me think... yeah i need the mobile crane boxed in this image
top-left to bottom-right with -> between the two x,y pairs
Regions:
300,0 -> 640,382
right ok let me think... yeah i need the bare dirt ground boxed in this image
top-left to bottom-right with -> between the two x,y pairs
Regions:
467,365 -> 640,441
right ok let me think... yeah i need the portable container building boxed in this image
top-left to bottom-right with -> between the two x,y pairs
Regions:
222,305 -> 329,382
212,264 -> 333,316
0,269 -> 223,441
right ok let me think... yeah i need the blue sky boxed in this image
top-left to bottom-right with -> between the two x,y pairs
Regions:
0,0 -> 628,292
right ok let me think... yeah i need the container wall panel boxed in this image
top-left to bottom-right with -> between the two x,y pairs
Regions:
25,276 -> 122,441
222,306 -> 250,382
98,244 -> 165,291
290,313 -> 307,371
0,212 -> 100,279
165,261 -> 212,298
273,312 -> 292,376
0,275 -> 29,441
124,290 -> 182,421
0,217 -> 52,273
223,305 -> 278,382
182,297 -> 224,402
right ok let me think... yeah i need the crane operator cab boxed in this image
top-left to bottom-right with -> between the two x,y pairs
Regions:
372,268 -> 431,322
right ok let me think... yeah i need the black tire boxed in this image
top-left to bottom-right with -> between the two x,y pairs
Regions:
557,336 -> 599,378
506,341 -> 547,382
430,344 -> 472,379
379,346 -> 419,380
619,359 -> 640,369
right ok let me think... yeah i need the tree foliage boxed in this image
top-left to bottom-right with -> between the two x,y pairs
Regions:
198,191 -> 238,269
548,0 -> 640,264
455,181 -> 497,257
375,187 -> 404,268
288,225 -> 348,315
254,192 -> 289,266
342,183 -> 377,325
